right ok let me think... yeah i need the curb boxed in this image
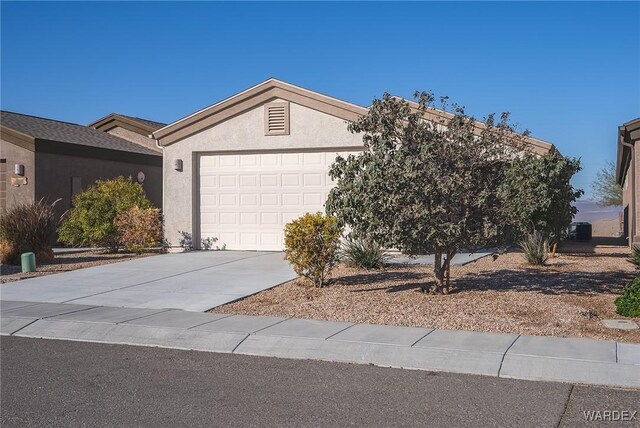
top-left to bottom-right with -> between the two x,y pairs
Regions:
1,302 -> 639,389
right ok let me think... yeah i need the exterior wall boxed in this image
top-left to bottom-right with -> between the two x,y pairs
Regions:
634,147 -> 640,244
107,126 -> 159,152
0,139 -> 36,211
35,151 -> 163,223
162,99 -> 364,249
622,166 -> 633,240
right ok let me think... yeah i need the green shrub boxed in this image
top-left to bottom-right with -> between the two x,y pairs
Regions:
615,277 -> 640,318
628,245 -> 640,268
284,212 -> 341,287
341,237 -> 389,269
519,231 -> 548,265
114,206 -> 163,254
58,176 -> 152,252
0,199 -> 59,265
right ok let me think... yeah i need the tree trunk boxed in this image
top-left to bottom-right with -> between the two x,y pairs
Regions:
550,242 -> 557,258
433,250 -> 446,293
444,259 -> 451,294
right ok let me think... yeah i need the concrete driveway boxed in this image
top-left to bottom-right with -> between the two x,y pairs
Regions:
0,252 -> 295,312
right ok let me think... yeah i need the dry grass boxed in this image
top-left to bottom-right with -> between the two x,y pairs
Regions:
216,237 -> 640,343
0,251 -> 154,284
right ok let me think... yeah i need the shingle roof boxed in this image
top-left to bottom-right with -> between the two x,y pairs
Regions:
1,111 -> 161,156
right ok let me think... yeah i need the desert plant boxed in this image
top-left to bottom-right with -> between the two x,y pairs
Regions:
114,206 -> 163,254
284,212 -> 341,287
58,176 -> 152,252
341,237 -> 389,269
628,245 -> 640,268
0,240 -> 14,264
615,277 -> 640,318
519,231 -> 549,265
0,199 -> 59,265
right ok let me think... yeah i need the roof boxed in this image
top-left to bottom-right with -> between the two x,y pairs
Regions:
1,111 -> 160,156
152,78 -> 556,155
89,113 -> 166,135
616,117 -> 640,185
116,114 -> 166,130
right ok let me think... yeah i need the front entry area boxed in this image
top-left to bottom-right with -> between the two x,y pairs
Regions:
198,151 -> 354,250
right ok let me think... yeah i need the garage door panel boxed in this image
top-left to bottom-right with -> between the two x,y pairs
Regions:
239,175 -> 258,187
260,212 -> 280,225
282,193 -> 300,206
240,212 -> 258,225
282,153 -> 301,165
199,151 -> 356,250
281,174 -> 300,186
240,194 -> 258,206
261,194 -> 279,206
219,175 -> 237,187
261,174 -> 279,187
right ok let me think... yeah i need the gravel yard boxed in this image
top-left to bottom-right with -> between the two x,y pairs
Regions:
216,238 -> 640,343
0,251 -> 154,284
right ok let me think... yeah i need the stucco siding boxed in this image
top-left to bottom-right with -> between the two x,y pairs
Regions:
0,139 -> 36,210
35,151 -> 162,223
162,99 -> 364,249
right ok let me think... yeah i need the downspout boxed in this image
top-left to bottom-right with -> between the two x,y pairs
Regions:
621,134 -> 635,245
152,135 -> 167,250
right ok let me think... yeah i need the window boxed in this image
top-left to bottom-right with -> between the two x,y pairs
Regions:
264,102 -> 290,136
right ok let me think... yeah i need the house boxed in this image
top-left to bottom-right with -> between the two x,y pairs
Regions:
0,111 -> 164,222
616,117 -> 640,246
152,78 -> 555,251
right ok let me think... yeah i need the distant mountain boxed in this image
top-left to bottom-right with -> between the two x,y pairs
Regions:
573,200 -> 621,223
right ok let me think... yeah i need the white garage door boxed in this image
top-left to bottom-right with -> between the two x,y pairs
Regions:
198,151 -> 355,251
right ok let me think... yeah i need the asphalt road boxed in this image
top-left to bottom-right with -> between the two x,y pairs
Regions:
1,336 -> 638,427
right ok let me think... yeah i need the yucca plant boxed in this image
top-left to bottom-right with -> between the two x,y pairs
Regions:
627,245 -> 640,268
519,230 -> 549,265
0,199 -> 60,265
341,237 -> 390,269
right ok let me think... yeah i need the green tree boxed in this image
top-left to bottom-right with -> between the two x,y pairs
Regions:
58,176 -> 153,252
500,152 -> 583,247
326,92 -> 526,294
592,160 -> 622,206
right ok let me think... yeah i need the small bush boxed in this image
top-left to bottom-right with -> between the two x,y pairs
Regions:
284,212 -> 341,287
628,246 -> 640,268
341,237 -> 389,269
519,231 -> 548,265
58,176 -> 152,252
0,199 -> 59,265
615,277 -> 640,318
0,240 -> 13,263
114,207 -> 163,254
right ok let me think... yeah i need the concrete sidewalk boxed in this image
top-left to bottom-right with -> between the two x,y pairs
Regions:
1,300 -> 638,389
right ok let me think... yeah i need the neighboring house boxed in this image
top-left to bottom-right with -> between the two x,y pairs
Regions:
616,117 -> 640,246
0,111 -> 163,223
89,113 -> 166,152
152,78 -> 556,252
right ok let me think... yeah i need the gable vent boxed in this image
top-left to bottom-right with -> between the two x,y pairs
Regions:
264,102 -> 290,136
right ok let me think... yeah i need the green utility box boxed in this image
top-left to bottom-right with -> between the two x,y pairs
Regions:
21,252 -> 36,273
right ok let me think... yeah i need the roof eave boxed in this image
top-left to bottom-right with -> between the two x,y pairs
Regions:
152,78 -> 368,146
0,124 -> 37,151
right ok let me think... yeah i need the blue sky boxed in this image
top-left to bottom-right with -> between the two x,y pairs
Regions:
2,2 -> 639,198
